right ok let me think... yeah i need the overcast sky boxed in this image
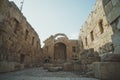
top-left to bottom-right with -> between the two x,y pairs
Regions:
9,0 -> 96,46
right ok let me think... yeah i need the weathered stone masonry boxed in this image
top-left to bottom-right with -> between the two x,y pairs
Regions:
102,0 -> 120,55
42,33 -> 79,63
79,0 -> 120,79
80,0 -> 114,56
0,0 -> 42,72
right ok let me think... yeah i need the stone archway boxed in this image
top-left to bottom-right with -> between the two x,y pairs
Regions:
54,42 -> 66,62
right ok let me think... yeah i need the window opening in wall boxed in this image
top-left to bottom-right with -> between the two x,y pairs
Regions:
14,19 -> 19,34
81,41 -> 84,48
36,41 -> 39,48
85,37 -> 88,46
72,46 -> 76,53
99,19 -> 104,34
90,31 -> 94,41
25,30 -> 29,40
32,37 -> 34,45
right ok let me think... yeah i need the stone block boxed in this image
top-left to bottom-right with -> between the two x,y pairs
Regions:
14,63 -> 24,70
106,4 -> 120,24
53,64 -> 63,67
87,57 -> 100,64
73,64 -> 82,71
112,33 -> 120,47
114,46 -> 120,54
86,71 -> 94,77
0,61 -> 15,72
63,62 -> 82,71
93,62 -> 120,80
102,0 -> 110,6
103,0 -> 120,23
20,64 -> 24,70
43,63 -> 54,69
111,0 -> 120,6
117,18 -> 120,30
48,67 -> 63,72
63,63 -> 74,71
104,1 -> 113,16
101,53 -> 120,62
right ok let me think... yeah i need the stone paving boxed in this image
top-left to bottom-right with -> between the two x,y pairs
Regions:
0,67 -> 99,80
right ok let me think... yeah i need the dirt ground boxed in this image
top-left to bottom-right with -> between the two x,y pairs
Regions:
0,67 -> 99,80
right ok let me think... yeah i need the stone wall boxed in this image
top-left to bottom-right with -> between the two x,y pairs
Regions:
79,0 -> 114,56
42,33 -> 79,63
0,0 -> 42,70
93,62 -> 120,80
78,0 -> 120,79
102,0 -> 120,54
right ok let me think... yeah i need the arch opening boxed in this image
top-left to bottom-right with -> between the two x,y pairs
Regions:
54,42 -> 66,62
54,33 -> 68,40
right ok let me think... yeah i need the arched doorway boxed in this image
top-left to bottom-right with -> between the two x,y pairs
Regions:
54,42 -> 66,62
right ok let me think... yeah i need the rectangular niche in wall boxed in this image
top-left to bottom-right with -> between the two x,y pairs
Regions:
98,19 -> 104,34
90,31 -> 94,41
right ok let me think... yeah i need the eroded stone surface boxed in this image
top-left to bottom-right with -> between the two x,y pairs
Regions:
42,33 -> 79,63
0,68 -> 99,80
102,0 -> 120,55
79,0 -> 120,79
0,0 -> 42,72
93,62 -> 120,80
79,0 -> 114,56
101,53 -> 120,62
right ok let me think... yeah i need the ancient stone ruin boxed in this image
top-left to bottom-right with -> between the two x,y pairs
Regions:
42,33 -> 79,63
0,0 -> 120,80
0,0 -> 42,72
42,33 -> 81,72
79,0 -> 120,79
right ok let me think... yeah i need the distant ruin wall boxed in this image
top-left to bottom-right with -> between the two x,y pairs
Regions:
79,0 -> 114,55
0,0 -> 42,67
43,33 -> 79,63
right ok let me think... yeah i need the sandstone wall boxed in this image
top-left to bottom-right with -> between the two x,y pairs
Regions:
79,0 -> 120,79
0,0 -> 42,68
70,40 -> 79,60
102,0 -> 120,54
42,33 -> 79,63
79,0 -> 114,55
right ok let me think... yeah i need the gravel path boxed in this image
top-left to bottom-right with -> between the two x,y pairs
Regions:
0,67 -> 99,80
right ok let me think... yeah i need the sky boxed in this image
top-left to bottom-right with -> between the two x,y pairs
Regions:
9,0 -> 96,46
